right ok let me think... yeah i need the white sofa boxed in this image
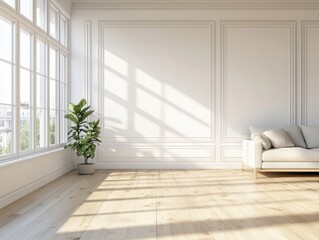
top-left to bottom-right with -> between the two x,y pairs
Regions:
242,126 -> 319,178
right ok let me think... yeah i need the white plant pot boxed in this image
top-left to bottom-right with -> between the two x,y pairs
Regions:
77,163 -> 95,175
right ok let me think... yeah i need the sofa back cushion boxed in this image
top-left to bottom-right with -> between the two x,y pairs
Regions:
250,126 -> 307,148
300,126 -> 319,149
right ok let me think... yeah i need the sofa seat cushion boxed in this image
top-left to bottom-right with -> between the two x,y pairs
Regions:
262,162 -> 319,169
262,147 -> 319,162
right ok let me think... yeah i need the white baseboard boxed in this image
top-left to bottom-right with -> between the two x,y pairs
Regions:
95,161 -> 242,169
0,164 -> 73,210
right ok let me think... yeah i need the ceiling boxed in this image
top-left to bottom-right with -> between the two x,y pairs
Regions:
70,0 -> 319,10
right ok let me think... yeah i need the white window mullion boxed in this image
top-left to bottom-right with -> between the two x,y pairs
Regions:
56,50 -> 60,144
15,20 -> 20,155
33,33 -> 37,152
47,42 -> 50,148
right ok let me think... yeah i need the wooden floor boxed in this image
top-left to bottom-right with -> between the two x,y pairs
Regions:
1,170 -> 319,240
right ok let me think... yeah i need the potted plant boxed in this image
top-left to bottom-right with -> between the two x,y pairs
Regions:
65,98 -> 101,175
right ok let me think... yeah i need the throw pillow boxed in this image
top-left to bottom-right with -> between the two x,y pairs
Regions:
263,129 -> 295,148
251,133 -> 272,150
249,126 -> 306,148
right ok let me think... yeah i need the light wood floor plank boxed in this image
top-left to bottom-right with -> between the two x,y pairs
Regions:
1,170 -> 319,240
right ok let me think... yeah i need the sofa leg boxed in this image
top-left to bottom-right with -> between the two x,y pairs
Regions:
254,169 -> 261,179
254,169 -> 257,179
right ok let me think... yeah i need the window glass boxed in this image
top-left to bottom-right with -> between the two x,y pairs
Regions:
50,79 -> 56,109
20,69 -> 31,107
37,40 -> 46,75
0,105 -> 13,156
0,61 -> 12,104
20,30 -> 32,69
60,54 -> 67,143
36,39 -> 47,149
0,17 -> 13,62
49,48 -> 58,145
20,107 -> 31,152
36,0 -> 46,30
20,0 -> 33,21
60,54 -> 67,83
49,110 -> 56,145
50,48 -> 57,79
60,16 -> 67,46
36,109 -> 46,148
36,76 -> 46,108
49,7 -> 58,39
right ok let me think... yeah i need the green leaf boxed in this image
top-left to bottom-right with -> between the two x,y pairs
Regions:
73,99 -> 86,113
68,103 -> 75,111
81,106 -> 91,114
65,113 -> 78,124
80,110 -> 94,122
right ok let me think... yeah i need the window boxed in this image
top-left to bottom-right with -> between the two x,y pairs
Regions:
0,0 -> 69,161
0,17 -> 14,157
36,39 -> 47,148
49,7 -> 58,39
60,53 -> 67,143
20,0 -> 33,21
36,0 -> 46,31
60,15 -> 67,46
49,47 -> 58,145
19,29 -> 33,152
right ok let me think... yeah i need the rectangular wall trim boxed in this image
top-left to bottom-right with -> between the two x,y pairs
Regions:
220,21 -> 297,143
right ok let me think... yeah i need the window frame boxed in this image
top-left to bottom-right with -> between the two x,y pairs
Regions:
0,14 -> 16,160
18,25 -> 35,156
34,35 -> 48,151
0,0 -> 69,162
48,45 -> 59,146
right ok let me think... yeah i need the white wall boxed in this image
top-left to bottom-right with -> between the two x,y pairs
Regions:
71,8 -> 319,169
0,149 -> 72,209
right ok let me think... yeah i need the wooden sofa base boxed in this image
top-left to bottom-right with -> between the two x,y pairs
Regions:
241,162 -> 319,179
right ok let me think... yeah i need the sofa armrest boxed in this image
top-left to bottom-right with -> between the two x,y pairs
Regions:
242,139 -> 262,169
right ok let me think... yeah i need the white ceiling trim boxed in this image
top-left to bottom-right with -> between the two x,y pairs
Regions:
72,0 -> 319,10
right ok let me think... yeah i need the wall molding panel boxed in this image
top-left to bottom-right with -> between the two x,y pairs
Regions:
84,21 -> 92,105
220,21 -> 296,143
71,9 -> 319,168
220,146 -> 243,162
99,21 -> 215,142
301,21 -> 319,125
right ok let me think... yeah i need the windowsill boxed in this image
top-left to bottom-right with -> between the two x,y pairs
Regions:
0,146 -> 67,168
